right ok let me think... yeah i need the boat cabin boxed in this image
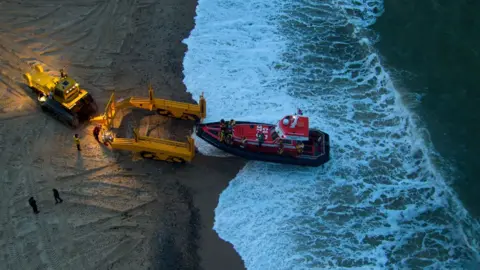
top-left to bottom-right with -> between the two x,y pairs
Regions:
274,115 -> 309,142
230,114 -> 310,146
227,114 -> 316,156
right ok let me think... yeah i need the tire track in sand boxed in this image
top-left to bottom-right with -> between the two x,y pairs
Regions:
26,118 -> 75,270
0,162 -> 26,269
79,0 -> 135,81
18,117 -> 59,269
81,0 -> 112,64
3,116 -> 68,269
0,119 -> 38,270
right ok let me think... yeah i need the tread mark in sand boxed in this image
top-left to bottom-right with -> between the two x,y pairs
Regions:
22,121 -> 63,269
0,126 -> 31,269
2,180 -> 26,269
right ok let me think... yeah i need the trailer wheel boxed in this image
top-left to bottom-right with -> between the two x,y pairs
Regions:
171,157 -> 185,164
156,109 -> 169,116
181,114 -> 199,121
140,152 -> 156,159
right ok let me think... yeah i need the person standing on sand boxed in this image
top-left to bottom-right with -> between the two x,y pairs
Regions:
52,189 -> 63,204
93,125 -> 101,142
28,197 -> 39,214
74,134 -> 81,151
60,68 -> 68,78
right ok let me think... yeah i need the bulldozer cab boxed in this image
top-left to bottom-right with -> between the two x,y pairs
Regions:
54,77 -> 80,103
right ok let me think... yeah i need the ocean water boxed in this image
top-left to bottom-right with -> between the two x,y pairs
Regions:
183,0 -> 480,269
371,0 -> 480,219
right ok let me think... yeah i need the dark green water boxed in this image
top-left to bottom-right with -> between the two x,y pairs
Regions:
373,0 -> 480,217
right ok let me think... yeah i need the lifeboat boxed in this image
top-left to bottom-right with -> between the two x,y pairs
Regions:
195,113 -> 330,167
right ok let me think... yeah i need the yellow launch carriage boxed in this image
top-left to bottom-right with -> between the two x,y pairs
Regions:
90,85 -> 206,164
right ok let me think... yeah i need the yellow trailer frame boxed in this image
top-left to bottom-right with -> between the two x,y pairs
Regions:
90,86 -> 205,163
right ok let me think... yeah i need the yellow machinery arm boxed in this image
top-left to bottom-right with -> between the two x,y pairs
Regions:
91,85 -> 206,127
90,92 -> 117,128
109,129 -> 196,163
91,86 -> 205,164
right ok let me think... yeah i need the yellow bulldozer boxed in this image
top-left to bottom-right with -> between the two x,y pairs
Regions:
23,65 -> 97,128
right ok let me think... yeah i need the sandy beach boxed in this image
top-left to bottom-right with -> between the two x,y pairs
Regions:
0,0 -> 246,269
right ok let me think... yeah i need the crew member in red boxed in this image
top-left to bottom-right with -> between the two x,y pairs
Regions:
93,125 -> 101,142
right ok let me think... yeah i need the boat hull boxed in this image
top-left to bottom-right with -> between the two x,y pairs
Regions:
196,121 -> 330,167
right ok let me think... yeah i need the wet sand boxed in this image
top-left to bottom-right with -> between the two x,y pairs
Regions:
0,0 -> 246,269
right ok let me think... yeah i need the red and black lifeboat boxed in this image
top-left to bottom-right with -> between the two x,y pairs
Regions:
195,114 -> 330,167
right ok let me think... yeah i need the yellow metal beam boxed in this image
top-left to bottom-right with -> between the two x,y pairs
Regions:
129,86 -> 206,120
94,86 -> 206,121
90,92 -> 116,129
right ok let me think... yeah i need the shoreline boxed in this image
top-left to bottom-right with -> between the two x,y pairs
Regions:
0,0 -> 246,269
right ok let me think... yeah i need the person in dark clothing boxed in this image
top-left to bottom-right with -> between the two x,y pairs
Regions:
225,131 -> 233,145
257,131 -> 265,147
228,119 -> 235,136
220,119 -> 226,131
93,125 -> 101,142
60,69 -> 67,78
219,119 -> 226,143
28,197 -> 39,214
52,189 -> 63,204
277,139 -> 284,154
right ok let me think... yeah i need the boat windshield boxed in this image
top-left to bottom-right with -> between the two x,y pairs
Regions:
271,130 -> 279,141
275,126 -> 284,138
